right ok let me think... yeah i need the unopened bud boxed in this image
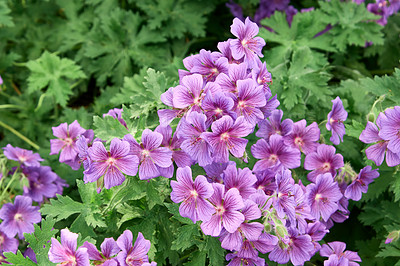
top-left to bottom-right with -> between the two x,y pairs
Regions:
367,112 -> 376,123
275,224 -> 288,238
385,230 -> 400,244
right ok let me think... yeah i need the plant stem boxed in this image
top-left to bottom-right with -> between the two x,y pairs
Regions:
0,104 -> 24,110
0,120 -> 40,150
0,166 -> 20,203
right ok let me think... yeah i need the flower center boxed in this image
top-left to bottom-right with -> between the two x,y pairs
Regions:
215,108 -> 223,115
220,132 -> 230,142
322,162 -> 331,171
190,190 -> 198,198
238,101 -> 246,108
269,154 -> 278,163
65,137 -> 73,146
216,205 -> 225,215
241,39 -> 248,48
106,157 -> 116,166
126,255 -> 142,265
14,213 -> 24,222
141,150 -> 150,158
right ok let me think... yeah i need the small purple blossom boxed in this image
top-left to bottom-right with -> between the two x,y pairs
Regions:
326,97 -> 348,145
116,230 -> 151,266
284,120 -> 320,155
222,164 -> 257,199
103,108 -> 127,128
200,183 -> 245,236
84,138 -> 139,189
304,144 -> 344,182
230,17 -> 266,67
83,238 -> 120,266
306,173 -> 343,222
170,166 -> 215,223
48,228 -> 89,266
344,166 -> 379,201
0,195 -> 41,239
215,62 -> 250,93
0,229 -> 19,253
3,144 -> 43,167
201,91 -> 237,126
202,116 -> 253,163
256,110 -> 293,140
23,166 -> 59,203
320,241 -> 362,265
379,106 -> 400,153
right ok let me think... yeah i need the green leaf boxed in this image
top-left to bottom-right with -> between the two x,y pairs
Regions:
165,202 -> 196,225
40,194 -> 84,220
24,217 -> 58,266
319,0 -> 384,52
185,251 -> 207,266
346,120 -> 365,139
26,51 -> 86,107
4,251 -> 37,266
0,1 -> 14,27
171,224 -> 201,251
92,115 -> 129,142
205,235 -> 226,265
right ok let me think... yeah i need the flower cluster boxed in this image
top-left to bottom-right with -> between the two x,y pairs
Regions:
165,17 -> 369,265
359,106 -> 400,167
48,228 -> 156,266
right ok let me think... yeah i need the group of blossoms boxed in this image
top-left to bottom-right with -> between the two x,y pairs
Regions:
0,144 -> 67,263
43,17 -> 392,266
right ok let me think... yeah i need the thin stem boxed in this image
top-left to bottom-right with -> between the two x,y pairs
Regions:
70,79 -> 84,90
318,119 -> 327,127
102,179 -> 130,214
0,120 -> 40,150
0,104 -> 24,110
0,166 -> 20,203
35,93 -> 46,112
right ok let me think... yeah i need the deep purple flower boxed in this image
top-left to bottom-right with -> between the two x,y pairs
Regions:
360,114 -> 400,167
304,144 -> 344,182
84,138 -> 139,189
23,166 -> 58,203
226,252 -> 265,266
226,1 -> 244,22
200,183 -> 245,236
251,135 -> 301,172
306,222 -> 329,251
0,229 -> 19,253
217,40 -> 243,65
172,74 -> 206,114
103,108 -> 127,128
76,135 -> 91,171
344,166 -> 379,201
379,106 -> 400,153
3,144 -> 43,167
50,120 -> 91,170
116,230 -> 151,266
170,166 -> 215,223
273,169 -> 296,222
320,241 -> 362,265
306,173 -> 343,222
83,238 -> 120,266
252,59 -> 272,94
230,17 -> 266,67
284,120 -> 320,155
292,182 -> 312,234
256,110 -> 293,140
367,0 -> 390,26
48,228 -> 89,266
254,169 -> 276,196
269,228 -> 314,266
326,97 -> 348,145
177,112 -> 213,167
222,164 -> 257,199
123,130 -> 172,180
286,5 -> 298,26
202,116 -> 253,163
203,161 -> 231,183
0,195 -> 41,239
189,49 -> 229,81
23,248 -> 37,263
230,78 -> 266,125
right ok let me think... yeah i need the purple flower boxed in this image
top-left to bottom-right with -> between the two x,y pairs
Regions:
320,241 -> 362,265
200,183 -> 245,236
48,228 -> 89,266
326,97 -> 348,145
284,120 -> 320,155
189,49 -> 229,81
306,173 -> 343,222
0,229 -> 19,253
23,166 -> 59,203
170,166 -> 215,223
103,108 -> 127,128
269,229 -> 314,266
344,166 -> 379,201
83,238 -> 120,266
230,78 -> 266,125
230,17 -> 266,67
123,130 -> 172,180
251,135 -> 301,172
273,169 -> 296,222
3,144 -> 43,167
172,74 -> 206,114
226,252 -> 265,266
252,59 -> 272,94
306,222 -> 329,251
379,106 -> 400,153
177,112 -> 213,167
116,230 -> 151,266
256,110 -> 293,140
202,116 -> 253,163
50,120 -> 90,170
201,91 -> 236,126
359,114 -> 400,167
23,248 -> 37,263
215,62 -> 250,93
84,138 -> 139,189
254,169 -> 276,196
222,164 -> 257,199
304,144 -> 344,183
0,195 -> 41,239
0,76 -> 2,85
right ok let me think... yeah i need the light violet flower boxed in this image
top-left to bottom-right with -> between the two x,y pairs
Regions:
3,144 -> 43,167
83,238 -> 120,266
0,229 -> 19,253
320,241 -> 361,265
344,166 -> 379,201
326,97 -> 348,145
116,230 -> 151,266
48,228 -> 89,266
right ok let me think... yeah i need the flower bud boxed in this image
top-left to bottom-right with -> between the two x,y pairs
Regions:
385,230 -> 400,244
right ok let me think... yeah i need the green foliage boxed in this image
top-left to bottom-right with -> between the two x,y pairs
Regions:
26,51 -> 86,107
0,0 -> 14,27
93,115 -> 129,142
319,0 -> 384,52
3,250 -> 37,266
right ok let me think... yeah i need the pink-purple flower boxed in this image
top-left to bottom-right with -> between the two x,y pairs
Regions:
320,241 -> 361,265
326,97 -> 348,145
170,166 -> 215,223
0,195 -> 41,239
3,144 -> 43,167
116,230 -> 152,266
48,228 -> 89,266
84,138 -> 139,189
83,237 -> 120,266
344,166 -> 380,201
